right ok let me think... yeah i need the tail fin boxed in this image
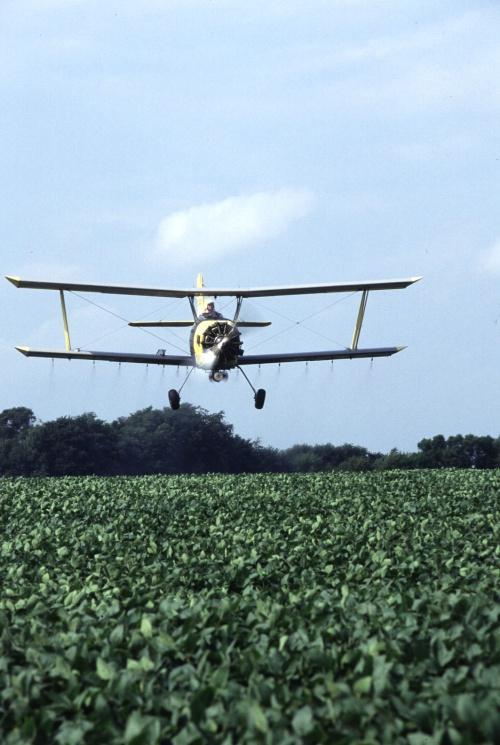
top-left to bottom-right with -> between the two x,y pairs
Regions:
196,273 -> 205,315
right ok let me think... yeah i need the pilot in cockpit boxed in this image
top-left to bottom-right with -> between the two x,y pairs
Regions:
199,301 -> 223,320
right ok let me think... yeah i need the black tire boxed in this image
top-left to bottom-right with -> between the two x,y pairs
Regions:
168,389 -> 180,410
254,389 -> 266,409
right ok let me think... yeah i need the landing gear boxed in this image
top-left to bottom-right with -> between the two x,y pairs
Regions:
254,388 -> 266,409
168,389 -> 180,410
168,367 -> 195,410
209,370 -> 229,382
237,366 -> 267,409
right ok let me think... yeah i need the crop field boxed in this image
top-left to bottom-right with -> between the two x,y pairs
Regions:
1,471 -> 499,744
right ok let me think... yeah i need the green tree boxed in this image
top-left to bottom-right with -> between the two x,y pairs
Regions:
29,413 -> 116,476
417,434 -> 499,469
0,407 -> 36,475
0,407 -> 35,437
373,448 -> 421,470
282,443 -> 377,471
113,404 -> 279,475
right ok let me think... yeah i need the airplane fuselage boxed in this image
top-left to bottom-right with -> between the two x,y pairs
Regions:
189,317 -> 242,373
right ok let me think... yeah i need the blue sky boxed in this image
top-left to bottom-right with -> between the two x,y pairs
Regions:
1,0 -> 499,452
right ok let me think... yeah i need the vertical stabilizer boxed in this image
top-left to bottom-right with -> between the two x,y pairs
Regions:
196,273 -> 206,315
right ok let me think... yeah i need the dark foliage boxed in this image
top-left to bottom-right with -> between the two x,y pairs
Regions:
417,433 -> 500,469
0,405 -> 282,476
0,405 -> 498,475
283,443 -> 381,472
28,413 -> 118,476
111,405 -> 280,475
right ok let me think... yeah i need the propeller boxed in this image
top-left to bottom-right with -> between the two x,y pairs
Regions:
203,321 -> 241,356
214,325 -> 239,352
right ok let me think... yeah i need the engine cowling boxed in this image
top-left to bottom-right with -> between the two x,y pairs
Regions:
202,320 -> 243,367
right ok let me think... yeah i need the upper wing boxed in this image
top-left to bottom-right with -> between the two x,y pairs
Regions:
128,320 -> 272,328
237,347 -> 405,365
15,346 -> 193,366
6,275 -> 421,298
128,320 -> 194,328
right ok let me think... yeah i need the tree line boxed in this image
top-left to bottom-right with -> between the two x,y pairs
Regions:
0,405 -> 498,477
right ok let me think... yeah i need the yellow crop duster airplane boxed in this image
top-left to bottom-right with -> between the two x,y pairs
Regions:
6,272 -> 421,409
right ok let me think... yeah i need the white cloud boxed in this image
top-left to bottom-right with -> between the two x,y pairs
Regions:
156,188 -> 314,263
480,240 -> 500,275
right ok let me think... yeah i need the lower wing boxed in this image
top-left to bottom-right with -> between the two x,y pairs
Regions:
15,345 -> 404,367
15,346 -> 193,366
237,347 -> 405,365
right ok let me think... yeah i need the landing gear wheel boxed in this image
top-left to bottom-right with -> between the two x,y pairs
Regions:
254,388 -> 266,409
168,389 -> 180,410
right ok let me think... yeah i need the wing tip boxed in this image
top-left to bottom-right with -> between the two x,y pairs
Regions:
15,345 -> 31,356
6,275 -> 21,287
396,345 -> 407,353
410,276 -> 423,284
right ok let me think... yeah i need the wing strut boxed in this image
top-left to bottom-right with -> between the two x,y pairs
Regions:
233,296 -> 243,323
351,290 -> 369,350
188,296 -> 198,321
59,291 -> 72,351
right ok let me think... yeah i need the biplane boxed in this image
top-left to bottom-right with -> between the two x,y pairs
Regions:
6,272 -> 421,409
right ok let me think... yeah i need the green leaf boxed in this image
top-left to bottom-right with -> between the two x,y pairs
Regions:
248,703 -> 268,733
110,624 -> 124,644
353,676 -> 372,695
53,656 -> 73,680
292,706 -> 314,735
456,694 -> 477,723
340,584 -> 349,606
141,655 -> 154,672
124,711 -> 148,743
55,720 -> 93,745
190,687 -> 214,724
125,717 -> 161,745
140,616 -> 153,638
407,735 -> 434,745
96,658 -> 115,681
